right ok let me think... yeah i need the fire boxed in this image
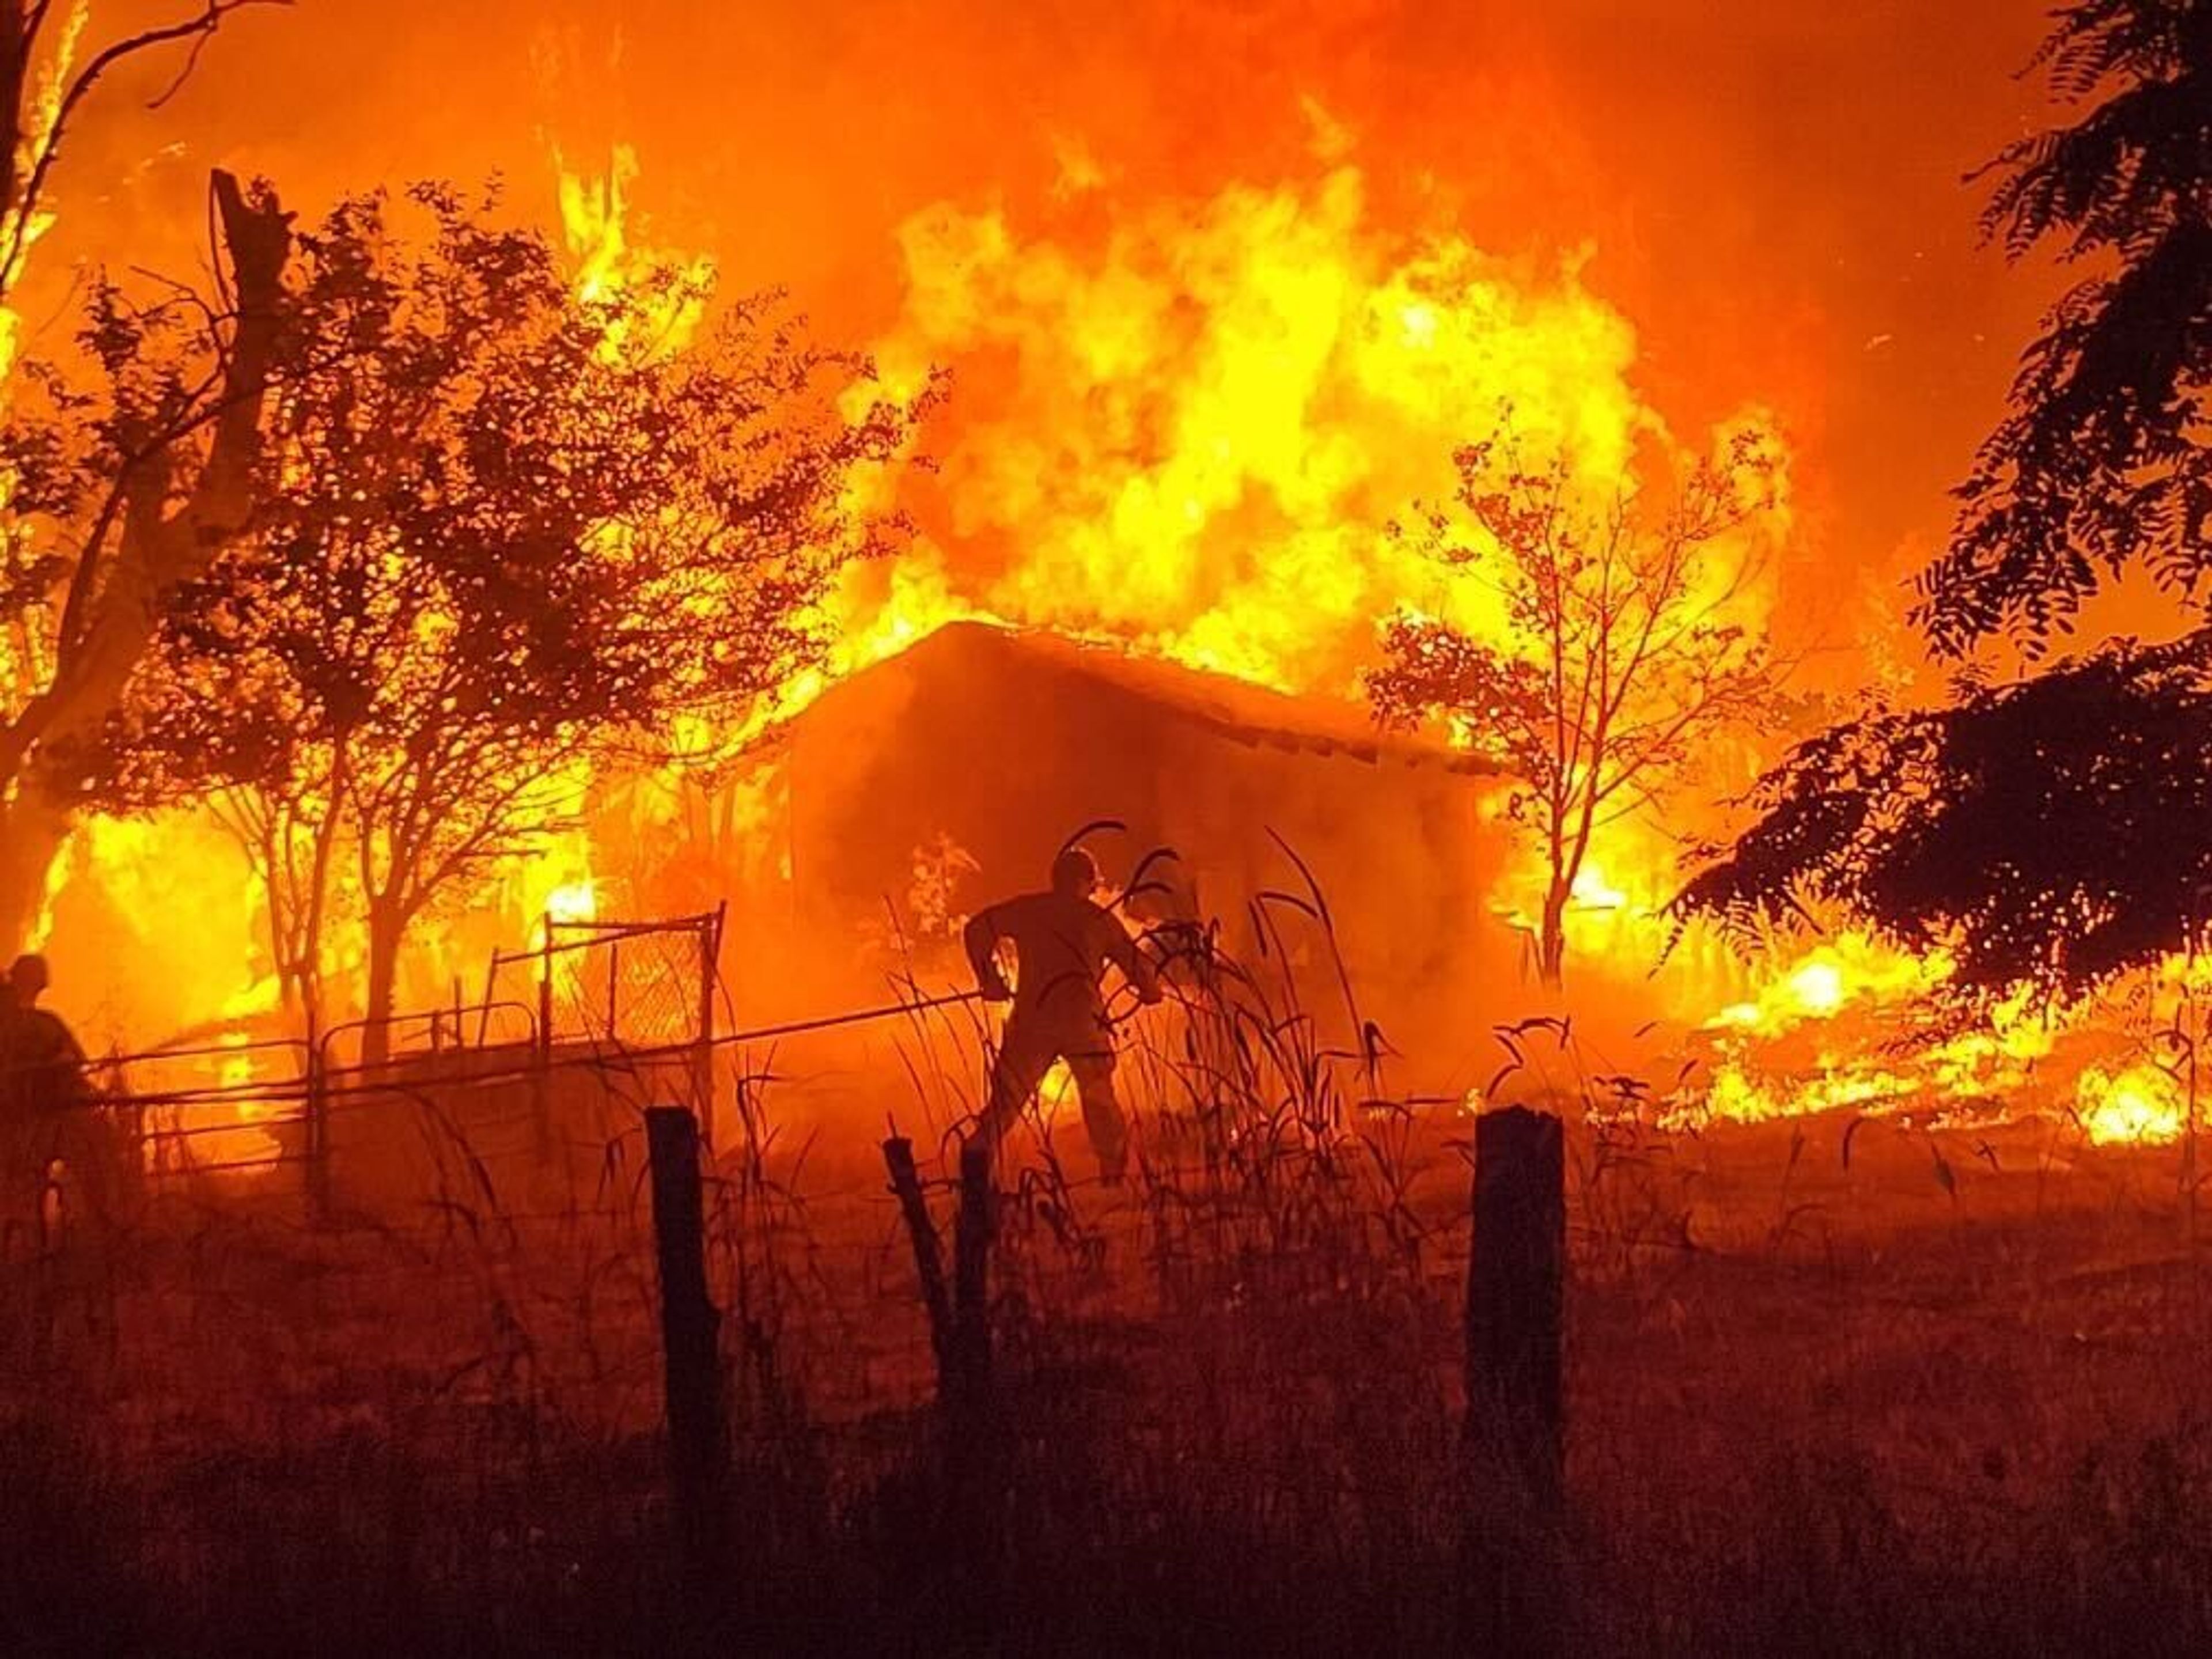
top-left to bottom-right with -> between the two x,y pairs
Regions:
861,164 -> 1672,696
2074,1061 -> 2187,1147
0,0 -> 86,365
544,878 -> 598,929
1709,935 -> 1951,1040
556,143 -> 713,358
1,6 -> 91,871
1695,1058 -> 1923,1127
590,150 -> 2187,1156
8,130 -> 2194,1160
521,862 -> 599,960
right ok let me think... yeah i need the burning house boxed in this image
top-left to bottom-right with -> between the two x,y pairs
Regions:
719,620 -> 1513,1067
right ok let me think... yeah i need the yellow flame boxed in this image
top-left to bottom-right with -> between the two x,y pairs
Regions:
1708,935 -> 1951,1040
545,878 -> 597,928
24,142 -> 2192,1158
2075,1061 -> 2186,1146
860,165 -> 1685,695
0,0 -> 87,344
555,143 -> 714,361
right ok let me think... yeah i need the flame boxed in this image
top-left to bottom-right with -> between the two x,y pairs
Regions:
1709,935 -> 1952,1040
2075,1062 -> 2187,1147
0,0 -> 86,364
1039,1059 -> 1076,1112
544,878 -> 597,927
861,165 -> 1680,695
556,143 -> 713,359
1,6 -> 90,763
1569,862 -> 1628,914
13,137 -> 2195,1158
595,153 -> 2185,1154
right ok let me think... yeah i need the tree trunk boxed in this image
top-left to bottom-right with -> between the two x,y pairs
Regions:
1537,875 -> 1569,988
0,169 -> 289,957
0,6 -> 27,241
362,902 -> 403,1069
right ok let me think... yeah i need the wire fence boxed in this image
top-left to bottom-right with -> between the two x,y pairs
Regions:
3,900 -> 2196,1492
486,910 -> 725,1052
0,950 -> 1474,1446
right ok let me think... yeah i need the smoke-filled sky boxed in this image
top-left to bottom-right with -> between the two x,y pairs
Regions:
47,0 -> 2056,655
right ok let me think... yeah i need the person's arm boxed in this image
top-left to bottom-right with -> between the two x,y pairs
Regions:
34,1010 -> 85,1067
963,906 -> 1013,1001
1107,916 -> 1162,1005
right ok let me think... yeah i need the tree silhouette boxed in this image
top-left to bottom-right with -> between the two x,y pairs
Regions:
1676,630 -> 2212,1007
0,169 -> 289,955
1369,421 -> 1784,985
0,2 -> 285,308
0,2 -> 293,955
1682,1 -> 2212,1008
1920,0 -> 2212,654
86,184 -> 926,1057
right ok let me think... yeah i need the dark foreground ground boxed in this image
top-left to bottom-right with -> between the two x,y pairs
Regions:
4,1093 -> 2211,1657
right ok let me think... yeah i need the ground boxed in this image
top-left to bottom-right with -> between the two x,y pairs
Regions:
3,1084 -> 2211,1655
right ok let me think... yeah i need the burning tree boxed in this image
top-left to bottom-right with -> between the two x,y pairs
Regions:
1368,422 -> 1785,985
0,0 -> 290,955
1679,0 -> 2212,1009
0,2 -> 286,306
86,184 -> 923,1056
0,172 -> 289,955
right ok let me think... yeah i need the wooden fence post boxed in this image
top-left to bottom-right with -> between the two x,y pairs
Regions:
950,1136 -> 996,1425
304,1039 -> 331,1226
946,1135 -> 1001,1631
1466,1105 -> 1565,1472
694,905 -> 724,1148
883,1136 -> 953,1372
533,934 -> 554,1162
1463,1105 -> 1566,1649
646,1105 -> 726,1583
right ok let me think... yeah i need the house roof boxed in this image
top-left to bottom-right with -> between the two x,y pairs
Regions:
782,620 -> 1497,778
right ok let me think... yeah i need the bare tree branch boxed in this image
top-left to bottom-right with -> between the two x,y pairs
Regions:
0,0 -> 291,299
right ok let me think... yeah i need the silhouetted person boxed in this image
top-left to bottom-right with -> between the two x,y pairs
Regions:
1,953 -> 90,1250
5,954 -> 86,1092
964,848 -> 1161,1181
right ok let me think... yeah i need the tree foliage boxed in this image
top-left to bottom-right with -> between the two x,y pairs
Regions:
1675,628 -> 2212,1007
0,168 -> 289,953
1368,421 -> 1784,983
0,1 -> 287,306
0,1 -> 293,956
75,183 -> 926,1048
1918,0 -> 2212,654
1685,3 -> 2212,1010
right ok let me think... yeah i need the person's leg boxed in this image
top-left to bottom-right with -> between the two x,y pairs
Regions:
978,1022 -> 1055,1151
1067,1051 -> 1127,1181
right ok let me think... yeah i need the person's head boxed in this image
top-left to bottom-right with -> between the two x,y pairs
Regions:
1051,847 -> 1101,901
7,953 -> 48,1006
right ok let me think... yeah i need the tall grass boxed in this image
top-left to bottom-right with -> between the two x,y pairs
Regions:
5,854 -> 2212,1653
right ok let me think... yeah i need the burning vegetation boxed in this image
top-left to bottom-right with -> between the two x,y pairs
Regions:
2,0 -> 2211,1652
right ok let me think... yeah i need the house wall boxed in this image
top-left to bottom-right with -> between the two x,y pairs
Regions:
740,632 -> 1517,1084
